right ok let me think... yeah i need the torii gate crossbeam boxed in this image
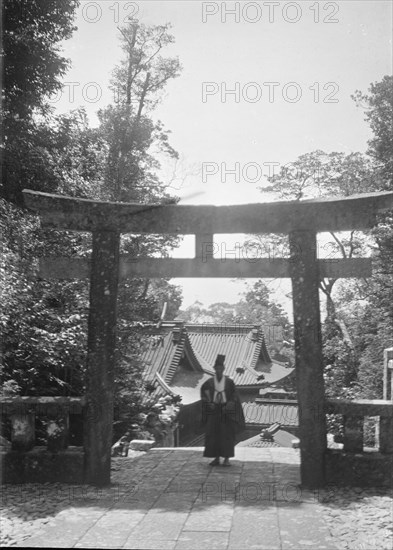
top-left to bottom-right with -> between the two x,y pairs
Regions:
23,190 -> 393,488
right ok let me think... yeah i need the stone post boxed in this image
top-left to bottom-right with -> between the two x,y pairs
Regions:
10,412 -> 35,451
343,416 -> 363,452
289,230 -> 327,488
85,230 -> 120,486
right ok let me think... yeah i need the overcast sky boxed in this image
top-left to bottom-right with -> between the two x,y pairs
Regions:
56,1 -> 393,313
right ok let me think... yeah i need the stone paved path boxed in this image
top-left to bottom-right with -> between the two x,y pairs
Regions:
1,447 -> 392,549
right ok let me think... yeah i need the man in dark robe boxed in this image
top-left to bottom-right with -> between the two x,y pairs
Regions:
201,354 -> 245,466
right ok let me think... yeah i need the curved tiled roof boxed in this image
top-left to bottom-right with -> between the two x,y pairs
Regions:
140,328 -> 176,381
170,371 -> 211,405
185,324 -> 290,387
138,322 -> 294,404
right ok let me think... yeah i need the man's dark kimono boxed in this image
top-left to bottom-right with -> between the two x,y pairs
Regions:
201,376 -> 245,458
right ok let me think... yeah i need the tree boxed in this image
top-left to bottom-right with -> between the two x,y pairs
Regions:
355,218 -> 393,396
352,75 -> 393,186
98,21 -> 181,202
249,82 -> 392,400
95,20 -> 184,347
322,76 -> 393,400
112,22 -> 181,116
95,21 -> 184,321
90,21 -> 184,438
322,223 -> 393,400
0,199 -> 88,396
1,2 -> 93,397
3,0 -> 79,120
0,106 -> 119,397
176,301 -> 213,323
0,12 -> 185,423
256,150 -> 379,319
2,0 -> 80,204
348,76 -> 393,398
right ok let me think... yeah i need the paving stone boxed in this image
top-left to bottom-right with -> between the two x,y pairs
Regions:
17,538 -> 77,548
131,488 -> 165,503
151,494 -> 198,512
183,501 -> 234,531
123,540 -> 177,550
175,530 -> 229,550
277,501 -> 339,550
75,527 -> 130,549
165,481 -> 205,495
2,448 -> 392,549
229,505 -> 279,549
125,511 -> 188,541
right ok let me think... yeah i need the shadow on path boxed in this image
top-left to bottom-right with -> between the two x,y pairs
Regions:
4,447 -> 389,549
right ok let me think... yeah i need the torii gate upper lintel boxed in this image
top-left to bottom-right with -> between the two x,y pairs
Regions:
22,189 -> 393,488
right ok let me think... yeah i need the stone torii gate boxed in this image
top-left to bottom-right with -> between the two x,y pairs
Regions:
23,189 -> 393,488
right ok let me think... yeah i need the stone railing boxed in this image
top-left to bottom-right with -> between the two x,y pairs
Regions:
324,398 -> 393,487
1,396 -> 86,452
325,398 -> 393,453
1,396 -> 86,483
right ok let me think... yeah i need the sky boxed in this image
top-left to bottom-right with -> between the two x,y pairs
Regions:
54,0 -> 393,315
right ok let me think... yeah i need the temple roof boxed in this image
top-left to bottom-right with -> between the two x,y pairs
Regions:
140,322 -> 294,405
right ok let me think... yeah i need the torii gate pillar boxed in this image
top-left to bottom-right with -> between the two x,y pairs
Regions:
290,230 -> 326,488
85,231 -> 120,486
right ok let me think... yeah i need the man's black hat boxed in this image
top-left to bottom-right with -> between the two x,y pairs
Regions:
214,354 -> 226,367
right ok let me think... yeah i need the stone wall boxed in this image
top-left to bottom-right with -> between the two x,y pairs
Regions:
325,449 -> 393,488
1,447 -> 85,484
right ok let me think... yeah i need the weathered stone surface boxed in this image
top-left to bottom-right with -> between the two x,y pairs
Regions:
0,447 -> 85,484
177,531 -> 229,550
84,229 -> 120,486
289,229 -> 326,489
318,485 -> 393,550
46,415 -> 69,452
128,511 -> 188,540
183,501 -> 233,531
23,189 -> 393,234
277,501 -> 337,549
123,541 -> 176,550
228,506 -> 280,549
130,439 -> 155,451
1,448 -> 392,549
325,449 -> 393,488
10,413 -> 35,451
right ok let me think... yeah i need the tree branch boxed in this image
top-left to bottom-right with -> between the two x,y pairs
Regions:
348,230 -> 356,258
136,72 -> 150,123
330,231 -> 347,258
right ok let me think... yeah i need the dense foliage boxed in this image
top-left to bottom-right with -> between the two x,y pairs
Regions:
2,0 -> 81,204
352,75 -> 393,185
323,76 -> 393,400
1,4 -> 184,442
248,77 -> 393,402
